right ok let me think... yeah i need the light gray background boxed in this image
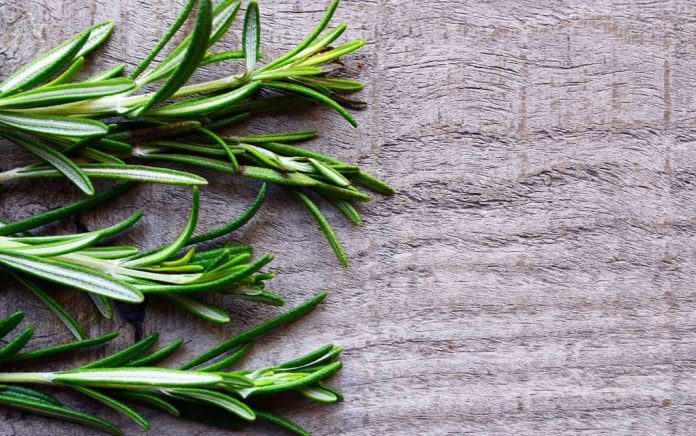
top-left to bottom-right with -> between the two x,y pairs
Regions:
2,0 -> 696,434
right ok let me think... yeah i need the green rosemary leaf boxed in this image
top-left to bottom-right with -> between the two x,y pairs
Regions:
125,338 -> 185,367
8,332 -> 118,362
133,0 -> 212,116
0,327 -> 34,363
349,170 -> 395,195
158,293 -> 230,324
292,189 -> 347,267
199,128 -> 239,172
88,294 -> 113,320
0,29 -> 89,96
180,291 -> 327,369
82,333 -> 159,369
140,153 -> 233,173
52,368 -> 223,388
167,388 -> 255,421
3,132 -> 94,195
0,250 -> 144,303
255,141 -> 343,164
0,182 -> 133,236
114,391 -> 180,416
70,385 -> 150,430
312,181 -> 371,202
81,147 -> 125,165
139,0 -> 240,84
109,120 -> 202,143
78,246 -> 139,259
94,138 -> 133,153
299,384 -> 341,403
239,165 -> 318,186
254,408 -> 310,436
0,111 -> 108,138
225,130 -> 318,144
252,66 -> 323,81
278,344 -> 337,370
309,158 -> 350,187
0,79 -> 136,109
297,76 -> 364,92
123,187 -> 199,268
85,64 -> 126,82
76,21 -> 116,59
200,50 -> 244,66
14,164 -> 208,186
40,56 -> 85,87
0,386 -> 62,407
331,199 -> 361,224
129,0 -> 197,79
297,39 -> 365,67
282,23 -> 346,66
149,81 -> 261,118
11,273 -> 87,340
197,343 -> 252,372
263,81 -> 357,127
242,0 -> 260,74
229,289 -> 284,306
0,311 -> 25,340
13,233 -> 102,257
0,394 -> 121,435
188,182 -> 267,245
239,361 -> 342,398
258,0 -> 339,72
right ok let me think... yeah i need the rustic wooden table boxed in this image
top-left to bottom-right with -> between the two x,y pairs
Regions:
2,0 -> 695,434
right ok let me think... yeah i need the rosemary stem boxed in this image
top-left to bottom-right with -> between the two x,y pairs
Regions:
0,372 -> 52,384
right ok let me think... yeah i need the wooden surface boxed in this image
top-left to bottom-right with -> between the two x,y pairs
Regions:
1,0 -> 695,434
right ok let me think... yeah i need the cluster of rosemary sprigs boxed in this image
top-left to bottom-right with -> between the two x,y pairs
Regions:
0,0 -> 389,433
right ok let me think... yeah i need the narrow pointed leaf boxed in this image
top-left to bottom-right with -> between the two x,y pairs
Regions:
0,112 -> 107,138
133,0 -> 212,116
299,384 -> 342,403
41,56 -> 85,87
85,64 -> 125,82
0,250 -> 144,303
242,1 -> 260,73
129,0 -> 197,79
263,81 -> 357,127
0,394 -> 120,435
88,294 -> 113,320
0,327 -> 34,363
158,293 -> 230,324
3,132 -> 94,195
70,386 -> 150,430
114,391 -> 180,416
149,81 -> 261,118
8,332 -> 118,362
292,189 -> 347,267
168,388 -> 255,421
0,386 -> 62,407
11,273 -> 87,340
188,182 -> 267,245
197,343 -> 252,372
15,164 -> 207,186
82,333 -> 159,369
76,21 -> 116,58
0,79 -> 136,109
0,182 -> 133,236
255,409 -> 310,436
126,339 -> 184,367
0,311 -> 25,340
123,187 -> 199,268
180,292 -> 327,369
0,30 -> 89,96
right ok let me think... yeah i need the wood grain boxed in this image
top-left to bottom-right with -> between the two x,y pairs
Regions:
2,0 -> 696,434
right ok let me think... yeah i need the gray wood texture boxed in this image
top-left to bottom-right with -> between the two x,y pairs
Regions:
1,0 -> 694,434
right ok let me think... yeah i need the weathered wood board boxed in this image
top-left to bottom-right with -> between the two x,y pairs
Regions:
2,0 -> 695,434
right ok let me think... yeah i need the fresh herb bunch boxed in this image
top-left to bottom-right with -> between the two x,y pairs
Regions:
0,0 -> 394,265
1,183 -> 282,338
0,293 -> 341,435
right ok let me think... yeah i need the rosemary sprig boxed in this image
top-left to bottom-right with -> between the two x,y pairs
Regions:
0,293 -> 340,435
1,184 -> 280,336
0,0 -> 394,265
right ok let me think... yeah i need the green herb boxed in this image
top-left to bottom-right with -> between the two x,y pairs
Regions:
1,184 -> 279,336
0,293 -> 339,435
